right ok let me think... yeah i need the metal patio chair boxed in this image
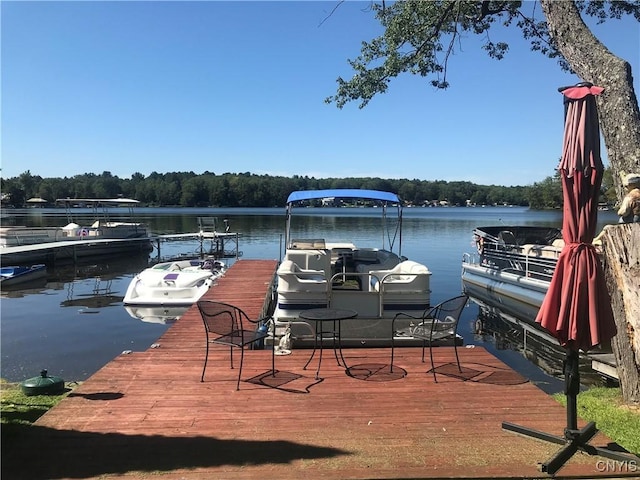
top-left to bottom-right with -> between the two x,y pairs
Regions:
390,294 -> 469,382
197,300 -> 274,390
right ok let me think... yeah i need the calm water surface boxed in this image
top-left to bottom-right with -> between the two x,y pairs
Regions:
1,206 -> 619,393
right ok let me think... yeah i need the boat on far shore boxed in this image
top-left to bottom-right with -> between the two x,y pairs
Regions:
0,198 -> 153,265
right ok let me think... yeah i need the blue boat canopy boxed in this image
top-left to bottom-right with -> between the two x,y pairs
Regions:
284,189 -> 404,255
286,189 -> 400,204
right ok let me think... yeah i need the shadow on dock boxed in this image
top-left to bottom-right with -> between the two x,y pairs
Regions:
2,423 -> 347,480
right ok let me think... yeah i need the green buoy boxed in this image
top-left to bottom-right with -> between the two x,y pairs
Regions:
20,369 -> 65,396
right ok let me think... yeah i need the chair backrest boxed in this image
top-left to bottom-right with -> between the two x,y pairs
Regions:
429,294 -> 469,339
197,300 -> 245,336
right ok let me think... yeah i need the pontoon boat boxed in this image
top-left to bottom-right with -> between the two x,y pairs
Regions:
273,189 -> 432,346
461,226 -> 563,326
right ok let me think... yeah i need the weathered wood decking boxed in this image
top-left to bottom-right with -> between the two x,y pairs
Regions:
2,260 -> 634,479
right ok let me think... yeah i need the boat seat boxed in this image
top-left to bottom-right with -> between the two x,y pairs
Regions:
285,249 -> 331,279
289,238 -> 326,249
165,262 -> 185,272
354,249 -> 401,274
521,244 -> 562,259
369,260 -> 431,292
277,260 -> 328,293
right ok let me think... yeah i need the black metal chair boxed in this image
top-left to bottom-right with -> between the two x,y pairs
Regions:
197,300 -> 274,390
390,294 -> 469,382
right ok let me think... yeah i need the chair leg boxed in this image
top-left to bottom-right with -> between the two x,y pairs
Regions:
201,341 -> 209,382
453,342 -> 462,373
429,338 -> 437,383
390,329 -> 395,373
236,347 -> 245,391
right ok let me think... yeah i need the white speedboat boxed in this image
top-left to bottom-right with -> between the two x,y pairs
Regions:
123,258 -> 225,306
273,189 -> 432,347
461,226 -> 563,326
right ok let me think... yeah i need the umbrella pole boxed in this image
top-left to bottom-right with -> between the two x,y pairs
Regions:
503,347 -> 638,475
565,348 -> 579,432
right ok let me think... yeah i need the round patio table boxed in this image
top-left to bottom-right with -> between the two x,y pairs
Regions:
299,308 -> 358,379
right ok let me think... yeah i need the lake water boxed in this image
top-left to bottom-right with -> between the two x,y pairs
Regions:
0,206 -> 619,393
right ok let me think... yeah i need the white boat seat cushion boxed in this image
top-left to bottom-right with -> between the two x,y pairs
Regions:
277,260 -> 328,292
369,260 -> 431,292
285,249 -> 331,278
164,273 -> 179,284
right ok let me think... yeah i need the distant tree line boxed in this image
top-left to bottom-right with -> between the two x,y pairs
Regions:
0,169 -> 618,209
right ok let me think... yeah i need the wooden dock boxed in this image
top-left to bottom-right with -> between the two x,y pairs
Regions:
2,260 -> 634,479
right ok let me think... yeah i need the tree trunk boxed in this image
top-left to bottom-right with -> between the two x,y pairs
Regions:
601,223 -> 640,403
540,1 -> 640,200
541,1 -> 640,404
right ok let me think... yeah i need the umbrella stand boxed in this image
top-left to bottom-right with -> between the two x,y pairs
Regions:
502,348 -> 637,475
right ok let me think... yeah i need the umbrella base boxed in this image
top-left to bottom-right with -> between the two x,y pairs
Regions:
502,421 -> 637,475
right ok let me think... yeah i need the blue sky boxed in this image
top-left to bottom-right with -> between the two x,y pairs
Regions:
2,1 -> 638,186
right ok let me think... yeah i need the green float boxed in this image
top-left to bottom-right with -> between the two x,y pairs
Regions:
20,370 -> 65,396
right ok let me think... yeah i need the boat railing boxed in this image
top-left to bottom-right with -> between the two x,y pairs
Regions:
462,252 -> 479,265
0,227 -> 66,247
474,242 -> 559,283
327,271 -> 381,317
328,270 -> 430,318
369,266 -> 431,295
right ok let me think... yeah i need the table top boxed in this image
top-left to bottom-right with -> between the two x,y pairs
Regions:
298,308 -> 358,321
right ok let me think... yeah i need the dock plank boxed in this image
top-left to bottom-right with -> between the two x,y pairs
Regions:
2,260 -> 633,479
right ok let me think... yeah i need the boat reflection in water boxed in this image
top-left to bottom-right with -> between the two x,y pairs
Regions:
472,303 -> 612,389
124,305 -> 189,324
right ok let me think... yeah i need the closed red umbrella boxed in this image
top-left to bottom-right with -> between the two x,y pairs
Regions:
502,83 -> 633,475
536,83 -> 616,350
